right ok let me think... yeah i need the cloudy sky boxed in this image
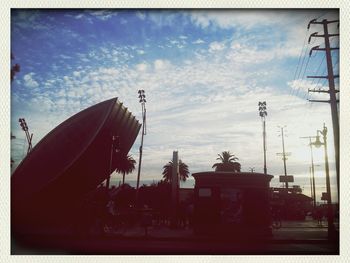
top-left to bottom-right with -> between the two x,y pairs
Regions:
11,9 -> 339,202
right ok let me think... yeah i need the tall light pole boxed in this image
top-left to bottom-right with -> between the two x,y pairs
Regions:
311,123 -> 336,240
19,118 -> 33,154
258,101 -> 267,174
136,90 -> 146,206
300,136 -> 317,209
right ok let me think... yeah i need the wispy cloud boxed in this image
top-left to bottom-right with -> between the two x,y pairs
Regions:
193,38 -> 205,44
23,73 -> 39,88
209,41 -> 226,52
85,10 -> 118,21
136,11 -> 146,20
189,10 -> 337,30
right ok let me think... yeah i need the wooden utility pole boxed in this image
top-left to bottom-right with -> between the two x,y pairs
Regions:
307,18 -> 339,197
277,126 -> 291,189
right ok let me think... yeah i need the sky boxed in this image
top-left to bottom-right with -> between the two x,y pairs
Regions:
10,9 -> 339,202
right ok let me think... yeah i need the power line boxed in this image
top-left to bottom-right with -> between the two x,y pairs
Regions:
289,17 -> 338,104
291,42 -> 310,98
292,28 -> 309,83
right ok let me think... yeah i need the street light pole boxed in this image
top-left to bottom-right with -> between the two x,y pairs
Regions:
19,118 -> 33,154
258,101 -> 267,174
312,123 -> 336,240
301,136 -> 317,209
136,90 -> 146,206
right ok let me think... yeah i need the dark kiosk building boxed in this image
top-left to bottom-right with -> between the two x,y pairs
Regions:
192,171 -> 273,238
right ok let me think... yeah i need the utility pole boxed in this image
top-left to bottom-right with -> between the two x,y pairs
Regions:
300,136 -> 317,209
258,101 -> 267,174
276,126 -> 291,189
307,18 -> 339,197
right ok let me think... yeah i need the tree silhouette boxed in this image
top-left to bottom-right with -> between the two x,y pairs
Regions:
162,159 -> 189,183
115,154 -> 136,185
11,53 -> 20,167
212,151 -> 241,172
11,53 -> 20,81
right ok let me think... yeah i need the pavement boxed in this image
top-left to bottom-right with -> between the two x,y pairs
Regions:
97,215 -> 338,241
11,216 -> 339,255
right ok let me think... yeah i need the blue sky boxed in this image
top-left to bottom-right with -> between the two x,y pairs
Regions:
11,9 -> 339,202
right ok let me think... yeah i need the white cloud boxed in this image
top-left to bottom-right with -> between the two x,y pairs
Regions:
287,79 -> 330,100
288,79 -> 315,91
86,10 -> 118,21
137,50 -> 145,55
73,71 -> 81,77
136,11 -> 146,20
190,10 -> 338,62
98,67 -> 119,76
74,14 -> 84,19
23,73 -> 39,88
209,41 -> 226,52
136,63 -> 148,72
13,10 -> 48,30
148,11 -> 178,27
225,35 -> 305,64
60,54 -> 72,60
189,10 -> 337,30
154,59 -> 171,70
193,39 -> 205,44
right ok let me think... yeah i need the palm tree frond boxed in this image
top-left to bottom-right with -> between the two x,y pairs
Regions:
213,151 -> 241,172
162,159 -> 189,182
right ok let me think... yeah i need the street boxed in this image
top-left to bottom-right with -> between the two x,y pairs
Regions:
12,217 -> 339,255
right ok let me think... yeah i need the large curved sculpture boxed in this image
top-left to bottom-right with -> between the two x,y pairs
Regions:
12,98 -> 141,230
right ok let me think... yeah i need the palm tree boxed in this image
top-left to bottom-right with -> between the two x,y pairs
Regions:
115,154 -> 136,185
212,151 -> 241,172
162,159 -> 189,183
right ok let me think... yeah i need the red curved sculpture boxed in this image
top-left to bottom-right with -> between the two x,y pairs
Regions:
12,98 -> 141,230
